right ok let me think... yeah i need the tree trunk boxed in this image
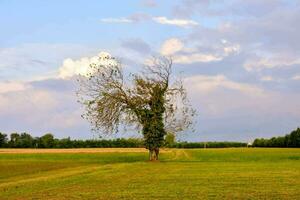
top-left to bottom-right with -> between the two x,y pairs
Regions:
149,148 -> 159,161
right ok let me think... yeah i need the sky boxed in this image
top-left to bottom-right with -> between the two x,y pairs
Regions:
1,0 -> 300,142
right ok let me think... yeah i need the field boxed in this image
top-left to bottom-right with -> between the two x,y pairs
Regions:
0,148 -> 300,200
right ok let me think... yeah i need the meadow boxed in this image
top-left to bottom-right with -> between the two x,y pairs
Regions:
0,148 -> 299,200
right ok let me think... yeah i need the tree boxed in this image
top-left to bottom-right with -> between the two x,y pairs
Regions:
0,132 -> 7,147
78,54 -> 195,160
164,132 -> 175,147
57,137 -> 73,148
9,133 -> 20,147
287,128 -> 300,147
19,132 -> 34,148
40,133 -> 55,148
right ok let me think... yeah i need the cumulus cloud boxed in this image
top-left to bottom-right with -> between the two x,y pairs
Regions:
160,38 -> 184,55
0,43 -> 97,81
160,37 -> 239,64
58,52 -> 118,79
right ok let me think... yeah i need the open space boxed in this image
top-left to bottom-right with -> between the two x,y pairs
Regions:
1,1 -> 300,199
0,148 -> 299,199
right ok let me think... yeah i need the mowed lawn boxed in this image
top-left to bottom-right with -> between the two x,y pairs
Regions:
0,148 -> 299,200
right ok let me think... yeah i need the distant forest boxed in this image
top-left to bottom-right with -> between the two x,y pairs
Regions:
0,132 -> 246,148
0,128 -> 299,148
252,128 -> 300,147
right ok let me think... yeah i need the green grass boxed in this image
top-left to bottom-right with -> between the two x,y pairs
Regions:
0,148 -> 300,199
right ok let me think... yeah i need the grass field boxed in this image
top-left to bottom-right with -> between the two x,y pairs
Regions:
0,148 -> 299,200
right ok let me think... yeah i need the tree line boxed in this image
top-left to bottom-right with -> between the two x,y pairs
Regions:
1,128 -> 299,148
167,141 -> 247,148
0,132 -> 247,148
0,132 -> 144,148
252,128 -> 300,147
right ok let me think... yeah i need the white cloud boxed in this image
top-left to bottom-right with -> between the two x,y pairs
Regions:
173,53 -> 222,64
244,55 -> 300,72
185,74 -> 264,95
260,76 -> 273,82
160,38 -> 184,55
153,16 -> 198,27
100,18 -> 133,23
0,81 -> 87,137
100,16 -> 199,28
58,52 -> 118,79
0,81 -> 30,94
47,109 -> 85,129
0,89 -> 58,115
159,37 -> 239,64
223,44 -> 240,55
0,43 -> 98,81
292,75 -> 300,80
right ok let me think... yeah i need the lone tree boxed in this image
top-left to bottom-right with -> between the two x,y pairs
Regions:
78,53 -> 195,161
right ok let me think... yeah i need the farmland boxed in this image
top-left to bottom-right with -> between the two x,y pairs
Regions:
0,148 -> 300,199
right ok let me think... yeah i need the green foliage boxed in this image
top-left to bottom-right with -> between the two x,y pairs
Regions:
287,128 -> 300,147
1,128 -> 300,149
0,131 -> 249,149
40,133 -> 55,148
253,128 -> 300,147
138,83 -> 167,150
9,133 -> 20,147
8,132 -> 33,148
0,132 -> 7,147
170,141 -> 247,148
0,132 -> 145,148
164,132 -> 175,147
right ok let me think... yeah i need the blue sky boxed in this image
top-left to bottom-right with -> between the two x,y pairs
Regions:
1,0 -> 300,141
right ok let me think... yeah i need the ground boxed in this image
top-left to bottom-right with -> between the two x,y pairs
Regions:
0,148 -> 299,199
